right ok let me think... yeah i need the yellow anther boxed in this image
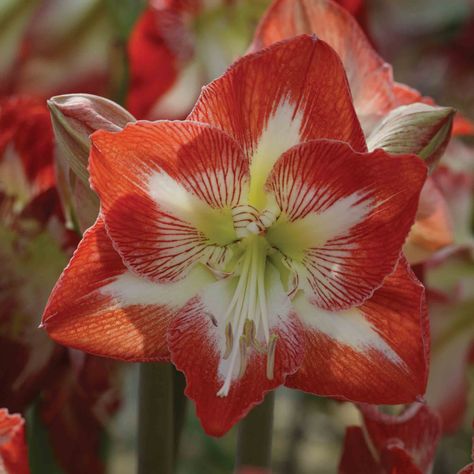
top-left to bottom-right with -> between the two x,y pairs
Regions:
243,319 -> 255,346
238,335 -> 248,377
266,334 -> 278,380
223,322 -> 233,360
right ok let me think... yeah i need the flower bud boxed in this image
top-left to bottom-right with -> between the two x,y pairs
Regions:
48,94 -> 135,232
367,103 -> 455,171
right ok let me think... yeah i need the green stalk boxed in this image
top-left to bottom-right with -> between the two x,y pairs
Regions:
172,367 -> 187,463
137,362 -> 174,474
235,391 -> 275,472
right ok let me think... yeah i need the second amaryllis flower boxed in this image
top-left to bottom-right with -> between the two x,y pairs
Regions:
42,35 -> 429,436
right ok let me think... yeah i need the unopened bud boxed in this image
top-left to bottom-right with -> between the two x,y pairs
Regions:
48,94 -> 135,232
367,103 -> 455,171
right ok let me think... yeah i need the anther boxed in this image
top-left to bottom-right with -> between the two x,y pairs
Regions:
266,334 -> 278,380
223,322 -> 233,359
238,336 -> 248,377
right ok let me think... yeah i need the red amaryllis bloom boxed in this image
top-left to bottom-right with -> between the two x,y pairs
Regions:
0,409 -> 29,474
339,403 -> 442,474
42,35 -> 429,436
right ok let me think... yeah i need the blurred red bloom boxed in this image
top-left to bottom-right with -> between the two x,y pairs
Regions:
0,0 -> 113,98
0,95 -> 120,473
339,404 -> 442,474
127,0 -> 269,119
0,409 -> 29,474
43,35 -> 428,436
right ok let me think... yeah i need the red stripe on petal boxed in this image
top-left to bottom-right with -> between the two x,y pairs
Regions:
287,258 -> 429,404
268,139 -> 427,310
89,121 -> 247,282
42,219 -> 173,361
168,296 -> 304,436
189,35 -> 366,159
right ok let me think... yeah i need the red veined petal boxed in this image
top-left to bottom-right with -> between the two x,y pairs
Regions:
189,34 -> 366,162
90,121 -> 248,282
41,219 -> 206,361
338,426 -> 381,474
250,0 -> 396,133
286,258 -> 429,404
266,139 -> 427,310
168,266 -> 304,436
0,409 -> 29,474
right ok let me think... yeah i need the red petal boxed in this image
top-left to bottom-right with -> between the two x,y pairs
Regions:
90,121 -> 248,282
267,139 -> 427,310
168,296 -> 304,436
404,177 -> 453,264
189,35 -> 366,157
360,403 -> 441,473
0,96 -> 55,197
41,219 -> 173,361
380,445 -> 422,474
0,409 -> 29,474
452,113 -> 474,137
250,0 -> 395,132
286,258 -> 429,404
338,426 -> 381,474
126,8 -> 180,119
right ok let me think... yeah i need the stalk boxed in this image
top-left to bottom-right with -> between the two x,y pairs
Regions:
235,391 -> 275,472
137,362 -> 174,474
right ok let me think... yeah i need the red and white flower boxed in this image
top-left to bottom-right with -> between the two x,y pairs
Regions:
42,35 -> 429,436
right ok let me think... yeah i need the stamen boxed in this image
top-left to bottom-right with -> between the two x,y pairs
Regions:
223,322 -> 233,359
243,319 -> 255,344
238,335 -> 248,377
266,334 -> 278,380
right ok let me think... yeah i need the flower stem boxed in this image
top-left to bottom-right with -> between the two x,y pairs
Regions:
235,391 -> 275,472
172,367 -> 187,463
137,362 -> 174,474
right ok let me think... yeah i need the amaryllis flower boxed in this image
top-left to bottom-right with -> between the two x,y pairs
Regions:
42,35 -> 429,436
0,409 -> 29,474
339,403 -> 442,474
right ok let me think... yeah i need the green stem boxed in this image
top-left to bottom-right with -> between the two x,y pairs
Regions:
172,367 -> 187,463
235,391 -> 275,472
137,362 -> 174,474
